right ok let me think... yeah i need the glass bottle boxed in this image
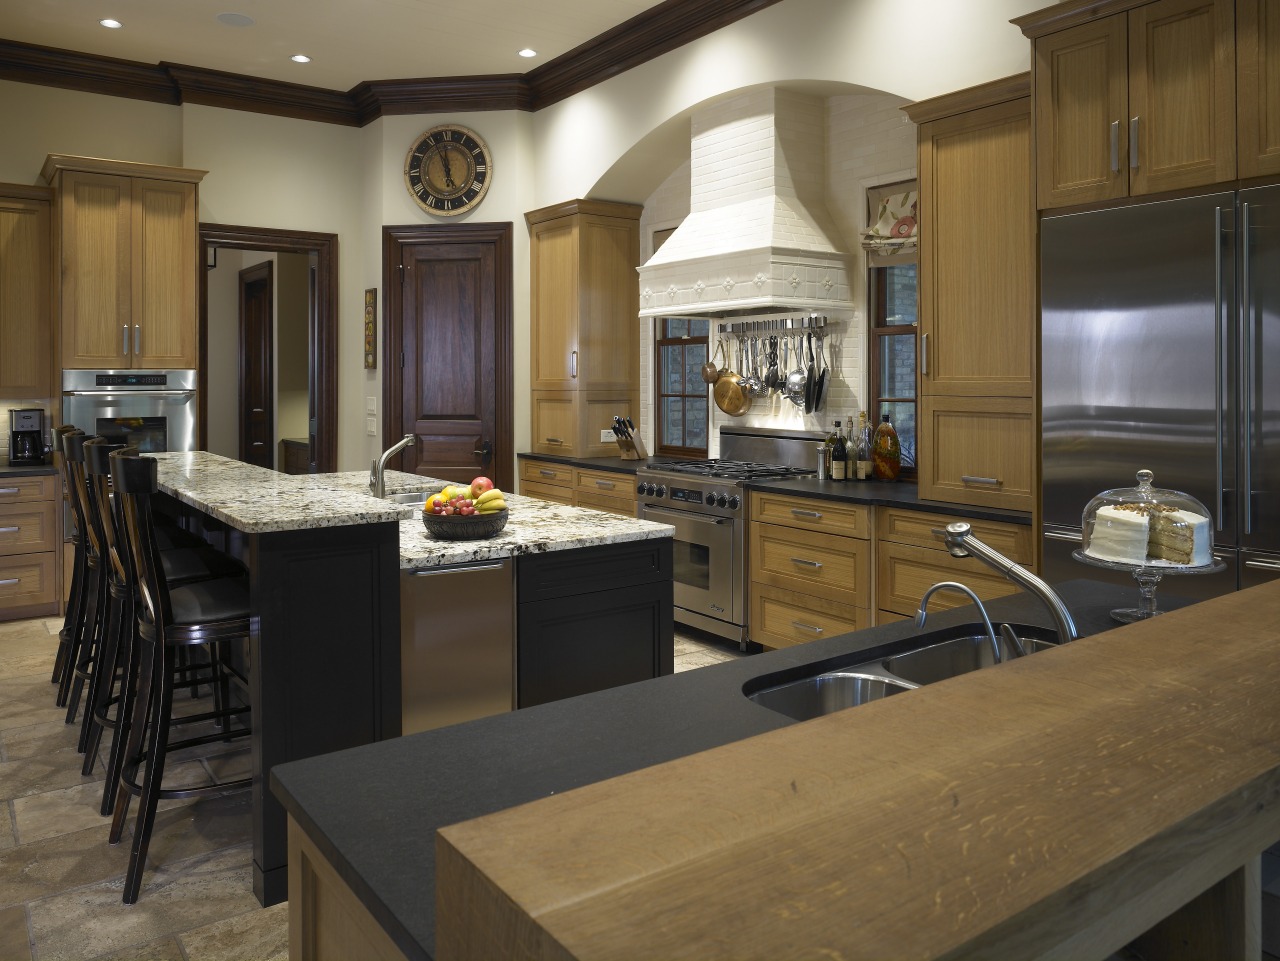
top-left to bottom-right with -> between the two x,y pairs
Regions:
830,420 -> 847,481
872,413 -> 901,481
856,411 -> 873,481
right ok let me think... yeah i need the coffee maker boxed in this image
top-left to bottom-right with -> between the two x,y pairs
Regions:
8,408 -> 46,466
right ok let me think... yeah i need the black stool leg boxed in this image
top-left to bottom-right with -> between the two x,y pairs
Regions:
123,635 -> 174,905
55,553 -> 91,706
109,625 -> 157,846
101,591 -> 137,816
81,583 -> 125,776
65,562 -> 105,732
52,544 -> 84,687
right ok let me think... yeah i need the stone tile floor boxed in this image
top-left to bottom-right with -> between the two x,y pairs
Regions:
0,614 -> 745,960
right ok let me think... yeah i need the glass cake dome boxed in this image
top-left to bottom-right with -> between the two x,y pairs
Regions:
1079,469 -> 1214,568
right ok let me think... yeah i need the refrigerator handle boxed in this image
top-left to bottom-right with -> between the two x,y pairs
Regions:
1242,201 -> 1254,535
1213,205 -> 1225,532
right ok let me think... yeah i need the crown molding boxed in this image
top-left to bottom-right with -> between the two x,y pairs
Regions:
0,0 -> 785,125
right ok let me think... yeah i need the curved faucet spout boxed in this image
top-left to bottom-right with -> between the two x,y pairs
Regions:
370,433 -> 416,498
915,580 -> 1002,665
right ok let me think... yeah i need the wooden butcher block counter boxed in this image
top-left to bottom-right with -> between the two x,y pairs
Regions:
436,582 -> 1280,960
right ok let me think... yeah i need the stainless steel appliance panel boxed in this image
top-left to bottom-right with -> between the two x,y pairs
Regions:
1241,550 -> 1280,590
61,369 -> 198,453
400,558 -> 515,735
1043,525 -> 1238,602
639,502 -> 740,628
1240,185 -> 1280,551
1041,193 -> 1237,540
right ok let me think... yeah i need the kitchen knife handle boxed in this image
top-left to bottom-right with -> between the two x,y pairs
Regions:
920,332 -> 928,376
1214,205 -> 1225,532
1110,120 -> 1120,172
1129,117 -> 1139,169
1243,201 -> 1254,535
570,350 -> 578,379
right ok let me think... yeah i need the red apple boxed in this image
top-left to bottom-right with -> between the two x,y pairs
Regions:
470,476 -> 495,498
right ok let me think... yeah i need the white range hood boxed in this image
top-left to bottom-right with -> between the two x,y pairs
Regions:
638,88 -> 853,318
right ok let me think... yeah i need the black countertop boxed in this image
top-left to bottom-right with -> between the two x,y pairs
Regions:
0,462 -> 56,477
517,451 -> 645,475
269,579 -> 1188,961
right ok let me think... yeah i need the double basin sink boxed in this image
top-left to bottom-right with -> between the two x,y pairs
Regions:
745,623 -> 1059,722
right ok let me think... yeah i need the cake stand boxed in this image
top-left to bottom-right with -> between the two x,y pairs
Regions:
1071,549 -> 1225,623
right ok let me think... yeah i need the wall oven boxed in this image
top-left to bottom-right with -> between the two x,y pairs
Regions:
61,369 -> 198,452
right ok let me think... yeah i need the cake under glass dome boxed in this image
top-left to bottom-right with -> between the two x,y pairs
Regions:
1074,469 -> 1223,622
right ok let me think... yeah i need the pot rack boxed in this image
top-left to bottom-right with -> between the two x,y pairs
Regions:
716,314 -> 827,335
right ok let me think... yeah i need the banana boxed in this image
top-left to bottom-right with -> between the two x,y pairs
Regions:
477,497 -> 507,513
475,488 -> 506,506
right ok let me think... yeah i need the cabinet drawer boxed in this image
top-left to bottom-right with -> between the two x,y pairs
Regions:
917,396 -> 1034,510
877,507 -> 1033,564
574,468 -> 633,499
0,552 -> 57,609
517,539 -> 671,603
520,460 -> 573,488
0,474 -> 57,503
750,583 -> 867,650
0,501 -> 57,555
530,394 -> 578,456
574,490 -> 636,518
519,480 -> 574,506
876,540 -> 1021,617
750,492 -> 870,539
750,522 -> 870,608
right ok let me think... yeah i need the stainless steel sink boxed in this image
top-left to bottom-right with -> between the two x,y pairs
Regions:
745,623 -> 1060,721
382,491 -> 430,506
747,672 -> 917,722
882,628 -> 1058,687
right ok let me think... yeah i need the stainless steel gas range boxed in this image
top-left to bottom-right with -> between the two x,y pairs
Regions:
636,426 -> 820,648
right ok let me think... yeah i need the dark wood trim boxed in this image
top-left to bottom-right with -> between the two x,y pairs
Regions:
903,73 -> 1031,125
1011,0 -> 1153,40
199,224 -> 339,473
0,0 -> 784,124
382,222 -> 514,491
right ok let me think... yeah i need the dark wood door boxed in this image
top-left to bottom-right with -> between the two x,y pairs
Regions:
239,261 -> 274,468
383,224 -> 513,490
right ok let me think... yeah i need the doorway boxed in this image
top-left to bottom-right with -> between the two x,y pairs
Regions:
382,223 -> 514,490
199,225 -> 338,473
238,260 -> 274,467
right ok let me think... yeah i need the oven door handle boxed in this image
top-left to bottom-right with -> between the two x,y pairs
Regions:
64,389 -> 196,397
641,505 -> 730,526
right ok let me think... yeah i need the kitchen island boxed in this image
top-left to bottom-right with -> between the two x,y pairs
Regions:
270,580 -> 1279,960
145,452 -> 673,907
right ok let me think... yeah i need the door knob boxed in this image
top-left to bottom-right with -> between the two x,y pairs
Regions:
473,440 -> 492,464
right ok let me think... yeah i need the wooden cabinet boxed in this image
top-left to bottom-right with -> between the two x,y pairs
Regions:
0,473 -> 60,620
875,506 -> 1033,623
0,186 -> 53,399
516,539 -> 673,707
279,438 -> 310,475
1239,0 -> 1280,178
1018,0 -> 1237,208
517,458 -> 637,517
905,78 -> 1037,512
526,199 -> 640,457
748,491 -> 872,650
41,155 -> 205,370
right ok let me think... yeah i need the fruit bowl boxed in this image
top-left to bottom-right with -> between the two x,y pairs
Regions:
421,509 -> 509,541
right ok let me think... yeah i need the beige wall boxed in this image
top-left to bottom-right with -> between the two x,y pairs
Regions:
0,0 -> 1044,473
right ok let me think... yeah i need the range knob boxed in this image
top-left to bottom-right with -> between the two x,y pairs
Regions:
727,494 -> 741,511
714,493 -> 728,508
657,485 -> 668,498
636,482 -> 646,495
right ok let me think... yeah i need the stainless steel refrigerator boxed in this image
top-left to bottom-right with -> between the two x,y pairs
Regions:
1040,186 -> 1280,601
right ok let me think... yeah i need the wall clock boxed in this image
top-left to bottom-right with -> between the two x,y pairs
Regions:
404,124 -> 492,216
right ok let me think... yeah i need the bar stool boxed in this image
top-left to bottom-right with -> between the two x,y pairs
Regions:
50,425 -> 84,690
108,447 -> 252,904
58,431 -> 104,718
78,439 -> 247,798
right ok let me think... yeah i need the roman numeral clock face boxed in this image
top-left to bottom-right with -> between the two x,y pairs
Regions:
404,124 -> 492,216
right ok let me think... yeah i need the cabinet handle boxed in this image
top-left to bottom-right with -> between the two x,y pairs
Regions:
0,488 -> 19,495
1043,530 -> 1081,543
545,437 -> 564,445
123,325 -> 130,356
1129,117 -> 1139,169
0,526 -> 20,534
790,508 -> 822,519
790,557 -> 823,569
1245,558 -> 1280,572
1110,120 -> 1120,172
570,350 -> 578,378
0,578 -> 18,586
791,621 -> 824,635
538,469 -> 557,477
920,332 -> 928,376
961,475 -> 1001,487
594,479 -> 616,489
134,324 -> 141,355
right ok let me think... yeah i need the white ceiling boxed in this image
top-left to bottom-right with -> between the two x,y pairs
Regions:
3,0 -> 664,91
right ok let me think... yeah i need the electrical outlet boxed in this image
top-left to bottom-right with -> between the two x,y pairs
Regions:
600,429 -> 614,443
366,396 -> 376,414
366,417 -> 377,436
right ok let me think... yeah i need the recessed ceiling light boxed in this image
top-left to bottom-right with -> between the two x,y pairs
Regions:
291,54 -> 311,63
518,48 -> 537,58
100,18 -> 123,29
215,12 -> 255,27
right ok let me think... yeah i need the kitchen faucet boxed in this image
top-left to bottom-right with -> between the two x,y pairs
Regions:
369,433 -> 416,498
914,581 -> 1004,665
936,521 -> 1080,643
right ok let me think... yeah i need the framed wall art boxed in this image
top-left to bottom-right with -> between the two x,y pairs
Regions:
364,288 -> 377,369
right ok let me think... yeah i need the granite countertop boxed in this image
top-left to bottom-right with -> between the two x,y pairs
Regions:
269,580 -> 1186,961
516,451 -> 645,475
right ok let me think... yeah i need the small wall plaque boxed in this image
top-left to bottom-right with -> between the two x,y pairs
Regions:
364,288 -> 377,369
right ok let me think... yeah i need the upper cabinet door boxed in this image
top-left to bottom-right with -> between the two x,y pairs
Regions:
60,171 -> 132,370
575,213 -> 639,394
1034,15 -> 1130,209
131,177 -> 198,369
1128,0 -> 1236,194
0,193 -> 52,398
529,216 -> 580,391
1239,0 -> 1280,178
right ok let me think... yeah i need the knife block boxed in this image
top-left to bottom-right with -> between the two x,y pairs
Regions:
616,434 -> 647,460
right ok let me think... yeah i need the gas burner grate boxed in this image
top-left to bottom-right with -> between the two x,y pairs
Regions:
644,459 -> 813,481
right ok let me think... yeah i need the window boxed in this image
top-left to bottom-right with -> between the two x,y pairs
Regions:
868,263 -> 917,473
654,317 -> 709,457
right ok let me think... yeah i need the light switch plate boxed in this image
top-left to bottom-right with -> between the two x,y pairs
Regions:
366,396 -> 376,414
366,417 -> 377,435
600,429 -> 614,443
